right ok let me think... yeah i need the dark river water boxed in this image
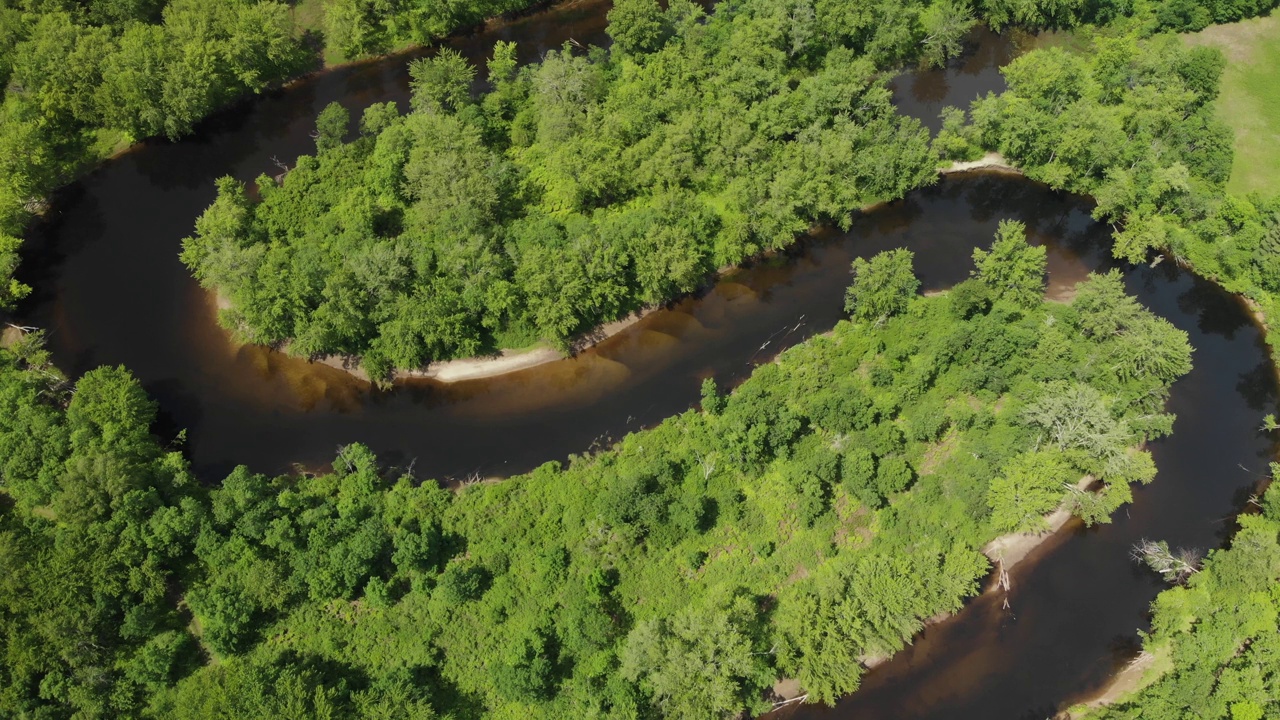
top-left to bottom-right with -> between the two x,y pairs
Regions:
14,3 -> 1278,717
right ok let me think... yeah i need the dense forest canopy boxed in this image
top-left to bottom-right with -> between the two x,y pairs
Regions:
0,0 -> 551,312
0,234 -> 1193,716
1,0 -> 1279,716
950,16 -> 1280,358
183,0 -> 960,378
320,0 -> 554,60
0,0 -> 317,307
181,0 -> 1280,381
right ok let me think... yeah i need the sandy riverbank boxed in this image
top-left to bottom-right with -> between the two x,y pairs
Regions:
983,475 -> 1096,570
854,474 -> 1097,672
313,309 -> 655,383
1,325 -> 25,348
942,151 -> 1019,175
1056,649 -> 1164,719
212,158 -> 1021,386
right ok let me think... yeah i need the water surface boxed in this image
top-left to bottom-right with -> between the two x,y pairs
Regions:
14,9 -> 1276,719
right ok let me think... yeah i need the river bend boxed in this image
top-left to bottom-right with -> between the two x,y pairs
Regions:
14,6 -> 1277,718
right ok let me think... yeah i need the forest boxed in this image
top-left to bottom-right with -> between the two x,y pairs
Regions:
2,0 -> 1280,716
183,0 -> 949,379
958,20 -> 1280,362
1084,479 -> 1280,719
0,0 -> 309,308
0,231 -> 1193,716
0,0 -> 547,312
182,0 -> 1280,381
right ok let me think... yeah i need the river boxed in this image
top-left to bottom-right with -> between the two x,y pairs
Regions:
14,3 -> 1279,718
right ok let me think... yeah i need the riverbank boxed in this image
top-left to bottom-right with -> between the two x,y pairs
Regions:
849,474 -> 1098,674
1056,648 -> 1168,719
215,158 -> 1022,387
983,475 -> 1097,571
940,152 -> 1018,175
311,308 -> 656,383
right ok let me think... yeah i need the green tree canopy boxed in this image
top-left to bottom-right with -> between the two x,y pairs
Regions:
971,219 -> 1046,307
845,248 -> 920,322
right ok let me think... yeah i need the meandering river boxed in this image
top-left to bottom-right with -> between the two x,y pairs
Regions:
14,3 -> 1277,717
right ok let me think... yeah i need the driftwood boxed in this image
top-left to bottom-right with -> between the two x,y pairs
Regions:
1131,538 -> 1201,583
772,694 -> 809,709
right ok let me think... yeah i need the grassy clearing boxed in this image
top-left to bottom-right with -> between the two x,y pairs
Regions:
1186,13 -> 1280,196
291,0 -> 352,66
291,0 -> 327,36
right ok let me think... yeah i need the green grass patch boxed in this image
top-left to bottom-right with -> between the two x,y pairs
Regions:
291,0 -> 352,66
1186,14 -> 1280,195
490,319 -> 547,353
291,0 -> 327,36
88,127 -> 134,162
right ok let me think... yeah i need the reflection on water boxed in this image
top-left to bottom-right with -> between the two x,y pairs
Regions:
784,242 -> 1280,720
14,5 -> 1279,718
889,26 -> 1017,133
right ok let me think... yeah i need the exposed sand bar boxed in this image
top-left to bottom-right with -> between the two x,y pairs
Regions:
942,151 -> 1019,175
314,309 -> 655,383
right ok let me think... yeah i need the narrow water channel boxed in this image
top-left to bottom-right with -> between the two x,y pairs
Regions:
14,5 -> 1278,718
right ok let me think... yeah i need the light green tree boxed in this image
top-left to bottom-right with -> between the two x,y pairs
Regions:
621,599 -> 767,718
409,48 -> 476,114
315,102 -> 349,153
844,248 -> 919,322
987,449 -> 1074,532
920,0 -> 976,69
607,0 -> 669,55
971,219 -> 1046,307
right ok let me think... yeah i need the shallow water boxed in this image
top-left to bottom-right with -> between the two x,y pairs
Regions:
14,9 -> 1277,718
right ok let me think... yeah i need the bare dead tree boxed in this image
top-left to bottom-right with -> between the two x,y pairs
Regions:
695,451 -> 716,480
268,155 -> 292,183
1129,650 -> 1155,668
334,444 -> 355,473
992,555 -> 1013,610
1131,538 -> 1201,584
772,694 -> 809,709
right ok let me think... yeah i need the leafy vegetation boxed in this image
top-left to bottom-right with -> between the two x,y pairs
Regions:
320,0 -> 546,61
184,0 -> 1280,380
1086,478 -> 1280,720
0,333 -> 203,718
1185,13 -> 1280,196
957,16 -> 1280,361
0,0 -> 551,312
3,0 -> 1278,717
0,0 -> 315,307
183,0 -> 960,378
1,234 -> 1193,717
